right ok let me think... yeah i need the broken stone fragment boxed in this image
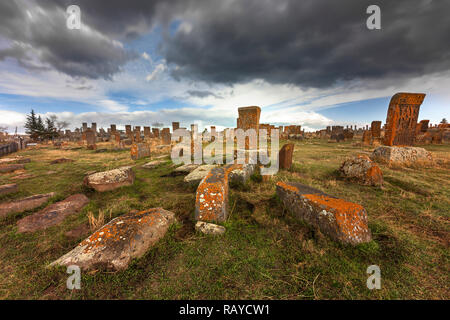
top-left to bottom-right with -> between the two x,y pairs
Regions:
84,166 -> 135,192
276,181 -> 372,245
142,160 -> 166,169
17,194 -> 89,233
0,164 -> 25,173
184,165 -> 218,186
195,221 -> 226,235
371,146 -> 433,165
172,163 -> 200,175
340,155 -> 383,186
228,164 -> 256,185
0,192 -> 55,218
0,183 -> 18,196
49,208 -> 176,271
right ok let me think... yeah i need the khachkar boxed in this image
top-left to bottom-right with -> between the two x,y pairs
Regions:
237,106 -> 261,150
383,92 -> 426,146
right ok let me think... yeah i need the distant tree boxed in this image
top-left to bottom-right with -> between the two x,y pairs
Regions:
49,114 -> 70,131
43,117 -> 59,140
441,118 -> 448,124
24,109 -> 41,140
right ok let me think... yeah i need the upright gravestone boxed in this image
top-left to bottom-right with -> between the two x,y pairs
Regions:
125,125 -> 133,142
172,122 -> 180,132
371,121 -> 382,145
85,129 -> 96,150
279,143 -> 294,170
161,128 -> 171,145
237,106 -> 261,149
134,126 -> 142,143
152,128 -> 160,139
383,93 -> 426,146
362,130 -> 372,146
144,127 -> 151,140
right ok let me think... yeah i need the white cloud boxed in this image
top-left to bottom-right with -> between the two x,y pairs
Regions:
146,63 -> 166,81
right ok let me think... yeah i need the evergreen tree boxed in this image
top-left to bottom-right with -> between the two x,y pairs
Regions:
24,109 -> 40,140
441,118 -> 448,124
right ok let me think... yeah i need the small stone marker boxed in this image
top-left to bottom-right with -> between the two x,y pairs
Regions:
49,208 -> 176,271
84,167 -> 135,192
50,158 -> 75,164
17,194 -> 89,233
276,181 -> 372,245
195,221 -> 226,235
184,164 -> 218,186
279,143 -> 294,170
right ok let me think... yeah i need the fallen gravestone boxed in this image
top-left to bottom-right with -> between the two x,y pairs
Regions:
195,164 -> 239,223
0,164 -> 25,173
49,208 -> 176,271
0,183 -> 18,196
339,155 -> 383,186
276,181 -> 372,245
84,167 -> 135,192
0,192 -> 55,218
228,164 -> 256,185
17,194 -> 89,233
371,146 -> 433,165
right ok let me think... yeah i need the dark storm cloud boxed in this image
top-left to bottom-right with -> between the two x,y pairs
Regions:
187,90 -> 222,99
0,0 -> 137,80
161,0 -> 450,88
1,0 -> 449,88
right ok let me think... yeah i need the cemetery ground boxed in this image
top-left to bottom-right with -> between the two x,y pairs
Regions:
0,140 -> 448,300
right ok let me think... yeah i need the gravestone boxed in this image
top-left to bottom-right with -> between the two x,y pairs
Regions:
161,128 -> 171,145
279,143 -> 294,170
362,130 -> 372,146
172,122 -> 180,132
383,93 -> 426,146
237,106 -> 261,149
134,126 -> 141,143
85,129 -> 96,150
152,128 -> 160,138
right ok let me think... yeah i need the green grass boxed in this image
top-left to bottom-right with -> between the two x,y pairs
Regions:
0,140 -> 448,299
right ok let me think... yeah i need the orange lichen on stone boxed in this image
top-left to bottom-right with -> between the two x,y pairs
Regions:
303,193 -> 368,241
276,181 -> 299,193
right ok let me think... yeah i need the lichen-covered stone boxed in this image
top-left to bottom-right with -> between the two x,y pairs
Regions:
184,165 -> 218,186
84,166 -> 135,192
49,208 -> 176,271
130,143 -> 151,160
17,194 -> 89,233
195,221 -> 226,235
195,165 -> 238,223
279,143 -> 294,170
276,181 -> 372,245
142,160 -> 166,169
340,155 -> 383,186
0,192 -> 55,218
371,146 -> 433,165
228,164 -> 256,184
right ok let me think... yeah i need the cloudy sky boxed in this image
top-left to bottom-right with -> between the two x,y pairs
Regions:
0,0 -> 449,133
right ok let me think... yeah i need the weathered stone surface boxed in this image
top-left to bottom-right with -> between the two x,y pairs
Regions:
130,143 -> 151,160
184,165 -> 218,185
172,163 -> 200,175
195,165 -> 237,223
142,160 -> 166,169
195,221 -> 226,235
0,192 -> 55,218
339,155 -> 383,186
84,167 -> 135,192
17,194 -> 89,233
372,146 -> 433,165
228,164 -> 256,184
0,183 -> 18,196
49,208 -> 176,271
50,158 -> 75,164
279,143 -> 294,170
371,121 -> 382,139
362,131 -> 372,146
0,164 -> 25,173
383,92 -> 425,146
0,157 -> 31,164
276,181 -> 372,245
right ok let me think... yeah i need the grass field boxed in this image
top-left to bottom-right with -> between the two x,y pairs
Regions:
0,139 -> 448,299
